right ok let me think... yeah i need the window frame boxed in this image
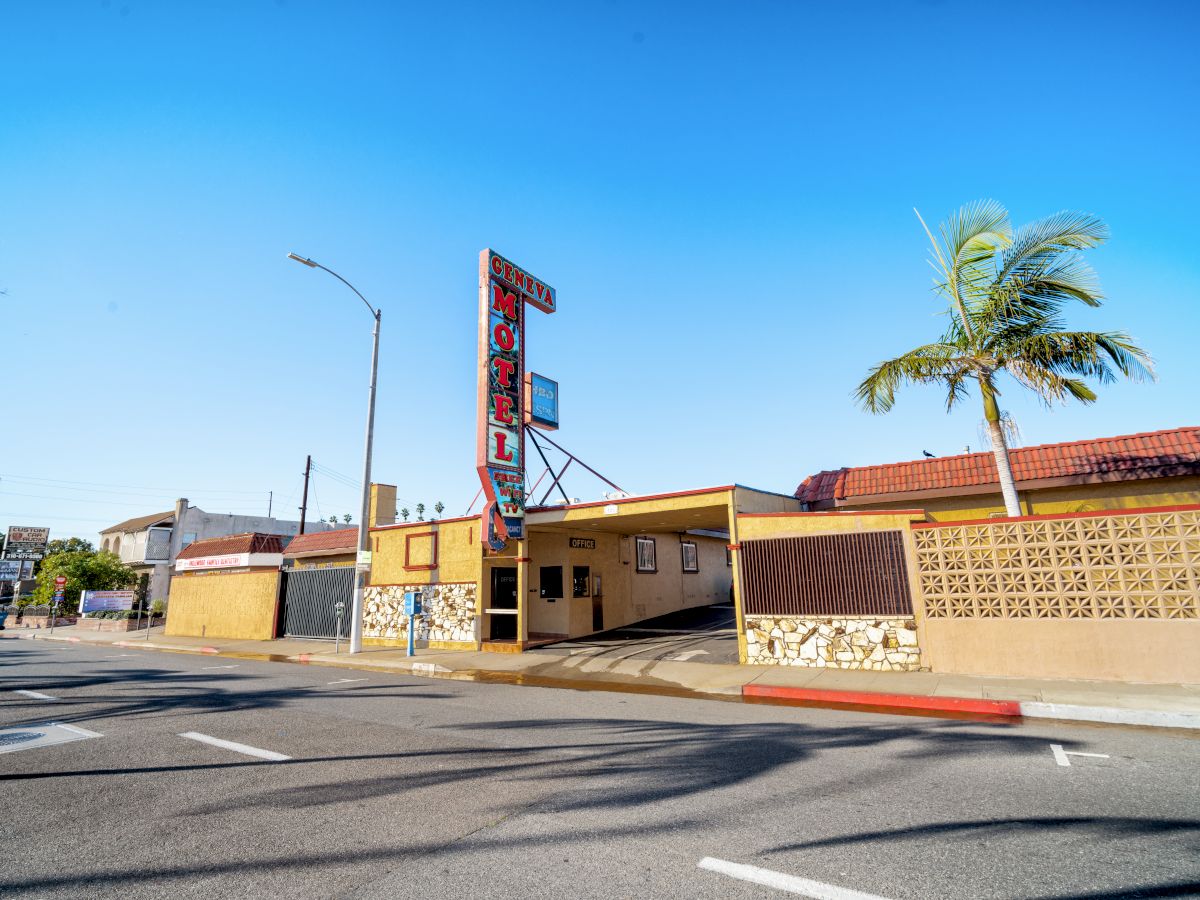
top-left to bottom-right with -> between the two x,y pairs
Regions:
681,540 -> 699,574
635,536 -> 657,574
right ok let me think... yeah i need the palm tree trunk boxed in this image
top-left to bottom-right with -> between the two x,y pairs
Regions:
980,378 -> 1022,517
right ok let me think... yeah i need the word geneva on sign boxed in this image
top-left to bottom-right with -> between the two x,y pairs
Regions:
476,250 -> 557,549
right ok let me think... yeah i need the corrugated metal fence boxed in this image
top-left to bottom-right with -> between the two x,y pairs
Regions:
740,531 -> 913,617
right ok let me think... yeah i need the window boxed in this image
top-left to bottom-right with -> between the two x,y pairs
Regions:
540,566 -> 563,600
635,536 -> 657,573
572,565 -> 590,598
681,541 -> 699,573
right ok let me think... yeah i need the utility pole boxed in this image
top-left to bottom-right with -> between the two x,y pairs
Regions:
267,490 -> 273,518
299,455 -> 312,534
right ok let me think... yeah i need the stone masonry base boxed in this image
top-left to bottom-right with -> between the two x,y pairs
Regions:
745,616 -> 923,670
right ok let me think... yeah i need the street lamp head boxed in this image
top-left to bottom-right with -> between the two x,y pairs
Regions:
287,252 -> 318,268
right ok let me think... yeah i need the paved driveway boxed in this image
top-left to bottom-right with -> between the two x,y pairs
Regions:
530,602 -> 739,665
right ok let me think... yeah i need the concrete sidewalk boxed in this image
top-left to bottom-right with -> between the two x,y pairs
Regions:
5,622 -> 1199,730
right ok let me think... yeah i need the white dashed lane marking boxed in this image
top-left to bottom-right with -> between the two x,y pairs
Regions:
178,732 -> 291,762
12,690 -> 59,701
698,857 -> 891,899
1051,743 -> 1110,767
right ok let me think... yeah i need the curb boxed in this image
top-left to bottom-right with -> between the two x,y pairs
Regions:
742,683 -> 1022,717
1019,701 -> 1200,731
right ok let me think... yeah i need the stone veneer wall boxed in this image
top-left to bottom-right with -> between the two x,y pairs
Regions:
744,616 -> 922,670
364,583 -> 477,643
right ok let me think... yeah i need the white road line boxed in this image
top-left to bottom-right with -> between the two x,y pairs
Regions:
178,732 -> 291,762
13,690 -> 59,701
1051,743 -> 1110,767
201,664 -> 239,670
56,722 -> 104,738
103,654 -> 135,658
620,627 -> 734,635
326,678 -> 368,685
668,650 -> 710,661
698,858 -> 891,899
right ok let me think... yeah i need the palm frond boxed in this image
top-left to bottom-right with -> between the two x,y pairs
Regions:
856,343 -> 969,414
998,330 -> 1155,404
994,211 -> 1108,290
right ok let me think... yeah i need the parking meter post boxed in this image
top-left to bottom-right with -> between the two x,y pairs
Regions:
335,600 -> 346,654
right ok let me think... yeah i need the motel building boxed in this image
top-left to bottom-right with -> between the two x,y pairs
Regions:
362,485 -> 800,652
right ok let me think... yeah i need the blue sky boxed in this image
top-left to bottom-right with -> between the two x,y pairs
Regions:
3,0 -> 1198,541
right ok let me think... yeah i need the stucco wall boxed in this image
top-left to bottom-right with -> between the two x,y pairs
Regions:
370,518 -> 480,586
921,619 -> 1200,683
164,570 -> 280,640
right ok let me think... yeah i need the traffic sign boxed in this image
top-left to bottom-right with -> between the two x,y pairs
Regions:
54,576 -> 67,587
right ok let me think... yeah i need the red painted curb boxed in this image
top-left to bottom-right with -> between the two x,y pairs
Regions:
297,654 -> 312,662
742,683 -> 1022,717
200,647 -> 220,654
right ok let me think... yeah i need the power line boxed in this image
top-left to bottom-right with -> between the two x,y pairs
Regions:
0,472 -> 270,496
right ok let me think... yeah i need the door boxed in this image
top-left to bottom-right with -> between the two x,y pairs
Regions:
489,566 -> 518,640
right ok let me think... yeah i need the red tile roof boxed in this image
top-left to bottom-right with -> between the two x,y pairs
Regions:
176,533 -> 287,559
283,528 -> 359,555
797,427 -> 1200,505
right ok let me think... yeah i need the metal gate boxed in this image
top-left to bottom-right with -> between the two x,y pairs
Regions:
280,566 -> 355,639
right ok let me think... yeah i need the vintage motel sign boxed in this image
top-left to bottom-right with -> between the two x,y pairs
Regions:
475,249 -> 556,549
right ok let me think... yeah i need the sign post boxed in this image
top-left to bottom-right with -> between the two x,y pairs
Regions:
50,575 -> 67,635
403,590 -> 422,658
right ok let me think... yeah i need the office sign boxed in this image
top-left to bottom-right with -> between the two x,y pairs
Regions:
81,590 -> 135,613
569,537 -> 595,550
526,372 -> 559,431
476,249 -> 557,548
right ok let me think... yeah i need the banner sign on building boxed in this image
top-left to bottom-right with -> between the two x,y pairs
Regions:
81,590 -> 136,613
526,372 -> 559,431
0,560 -> 21,582
176,552 -> 283,571
476,249 -> 557,548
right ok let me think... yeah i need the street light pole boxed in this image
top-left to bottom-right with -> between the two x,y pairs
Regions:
287,252 -> 380,654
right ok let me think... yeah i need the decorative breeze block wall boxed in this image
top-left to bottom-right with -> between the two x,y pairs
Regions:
912,508 -> 1200,619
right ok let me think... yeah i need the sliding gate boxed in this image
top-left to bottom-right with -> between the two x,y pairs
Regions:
280,565 -> 355,639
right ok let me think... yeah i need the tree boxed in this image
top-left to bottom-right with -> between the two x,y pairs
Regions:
343,513 -> 352,524
31,549 -> 135,613
328,516 -> 338,527
416,503 -> 425,521
433,501 -> 444,519
400,508 -> 410,522
857,201 -> 1153,517
45,537 -> 94,555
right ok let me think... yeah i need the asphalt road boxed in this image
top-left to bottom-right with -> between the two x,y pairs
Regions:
1,639 -> 1198,899
530,602 -> 739,664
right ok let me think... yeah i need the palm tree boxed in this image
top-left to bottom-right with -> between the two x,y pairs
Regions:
857,200 -> 1153,518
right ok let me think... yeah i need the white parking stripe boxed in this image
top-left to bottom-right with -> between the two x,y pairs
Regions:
698,857 -> 891,899
57,723 -> 103,738
201,665 -> 239,670
1051,743 -> 1110,767
178,732 -> 291,762
327,678 -> 368,685
13,690 -> 59,701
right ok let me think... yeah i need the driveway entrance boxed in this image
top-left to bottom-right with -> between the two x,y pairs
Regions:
528,602 -> 738,665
